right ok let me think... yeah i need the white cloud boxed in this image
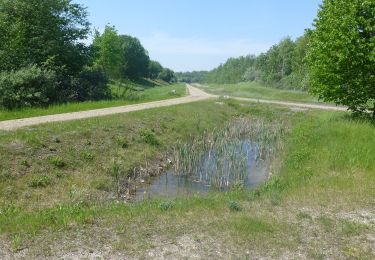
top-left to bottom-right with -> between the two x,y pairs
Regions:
140,32 -> 272,71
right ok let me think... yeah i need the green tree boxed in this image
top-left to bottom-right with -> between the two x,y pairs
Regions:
148,61 -> 163,79
92,25 -> 123,79
158,68 -> 175,83
120,35 -> 150,79
307,0 -> 375,117
0,0 -> 90,75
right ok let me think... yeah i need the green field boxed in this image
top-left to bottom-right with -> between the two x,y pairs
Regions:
200,81 -> 324,103
0,83 -> 186,121
0,99 -> 374,258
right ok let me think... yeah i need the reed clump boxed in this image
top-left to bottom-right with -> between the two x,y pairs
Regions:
172,118 -> 287,189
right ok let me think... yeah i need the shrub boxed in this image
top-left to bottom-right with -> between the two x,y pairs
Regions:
140,129 -> 160,146
228,201 -> 241,212
29,175 -> 52,188
48,156 -> 66,168
159,201 -> 174,211
80,151 -> 95,161
0,65 -> 56,109
115,136 -> 129,149
74,66 -> 110,101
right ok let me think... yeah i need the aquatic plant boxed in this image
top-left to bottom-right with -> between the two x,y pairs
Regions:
172,118 -> 287,189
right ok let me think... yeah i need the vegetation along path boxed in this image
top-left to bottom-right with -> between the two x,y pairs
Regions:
0,84 -> 347,131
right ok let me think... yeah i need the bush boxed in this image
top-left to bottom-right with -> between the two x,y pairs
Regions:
228,201 -> 241,212
48,156 -> 66,168
159,201 -> 174,211
0,65 -> 56,109
74,66 -> 110,101
140,129 -> 160,146
29,175 -> 52,188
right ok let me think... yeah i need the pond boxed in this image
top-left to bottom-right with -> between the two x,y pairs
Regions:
135,139 -> 270,201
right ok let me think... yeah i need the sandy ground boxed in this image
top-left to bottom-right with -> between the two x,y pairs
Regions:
0,84 -> 347,131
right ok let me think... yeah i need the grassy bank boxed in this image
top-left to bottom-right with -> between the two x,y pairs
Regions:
0,100 -> 374,258
0,83 -> 186,121
199,81 -> 323,103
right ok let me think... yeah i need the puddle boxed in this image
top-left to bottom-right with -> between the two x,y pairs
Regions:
136,140 -> 270,201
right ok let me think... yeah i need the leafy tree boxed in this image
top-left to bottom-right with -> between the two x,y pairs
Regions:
307,0 -> 375,117
175,71 -> 208,83
148,61 -> 163,79
120,35 -> 150,79
0,0 -> 90,75
92,26 -> 123,79
0,0 -> 110,107
158,68 -> 176,83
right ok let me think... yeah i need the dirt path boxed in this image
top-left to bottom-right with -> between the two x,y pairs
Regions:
229,96 -> 348,111
0,84 -> 346,131
0,85 -> 213,131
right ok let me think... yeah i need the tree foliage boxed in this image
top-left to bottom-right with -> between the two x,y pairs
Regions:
120,35 -> 150,79
93,28 -> 173,81
92,26 -> 123,79
202,36 -> 310,90
0,0 -> 110,108
0,65 -> 56,109
148,61 -> 164,79
158,68 -> 176,83
307,0 -> 375,116
0,0 -> 90,75
175,71 -> 208,83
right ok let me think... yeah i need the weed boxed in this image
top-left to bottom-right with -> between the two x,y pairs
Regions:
317,216 -> 334,232
110,160 -> 122,198
29,175 -> 52,188
296,211 -> 312,220
11,234 -> 22,252
115,136 -> 129,149
91,178 -> 112,192
228,200 -> 241,212
341,220 -> 368,236
55,172 -> 65,179
140,129 -> 160,146
229,216 -> 275,235
81,151 -> 95,161
20,160 -> 30,167
159,201 -> 174,211
48,156 -> 66,168
53,136 -> 61,143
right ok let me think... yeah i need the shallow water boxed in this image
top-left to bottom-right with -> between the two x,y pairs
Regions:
136,140 -> 270,201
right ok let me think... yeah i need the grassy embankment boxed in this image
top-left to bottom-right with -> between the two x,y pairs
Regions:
0,80 -> 186,121
199,81 -> 324,103
0,99 -> 374,258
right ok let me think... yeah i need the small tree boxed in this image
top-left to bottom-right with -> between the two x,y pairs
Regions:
120,35 -> 150,79
158,68 -> 175,83
92,26 -> 123,79
307,0 -> 375,117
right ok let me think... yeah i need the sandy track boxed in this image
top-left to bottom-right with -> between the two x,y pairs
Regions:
229,96 -> 348,111
0,85 -> 213,131
0,84 -> 346,131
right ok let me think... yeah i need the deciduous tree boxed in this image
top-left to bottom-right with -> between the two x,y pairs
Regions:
307,0 -> 375,117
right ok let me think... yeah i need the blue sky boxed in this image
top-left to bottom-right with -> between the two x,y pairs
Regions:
77,0 -> 322,72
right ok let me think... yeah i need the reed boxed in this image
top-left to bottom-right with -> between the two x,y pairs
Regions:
172,118 -> 287,189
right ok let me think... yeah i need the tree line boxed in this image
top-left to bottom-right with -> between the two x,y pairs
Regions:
178,0 -> 374,117
0,0 -> 175,109
178,34 -> 309,91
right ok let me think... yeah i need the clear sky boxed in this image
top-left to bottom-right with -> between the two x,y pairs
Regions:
76,0 -> 322,72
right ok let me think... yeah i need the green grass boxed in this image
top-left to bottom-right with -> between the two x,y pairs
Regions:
200,81 -> 323,103
0,100 -> 374,258
0,83 -> 186,121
